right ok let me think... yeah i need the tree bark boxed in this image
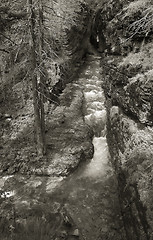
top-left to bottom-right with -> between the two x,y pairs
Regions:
38,0 -> 46,155
28,0 -> 46,156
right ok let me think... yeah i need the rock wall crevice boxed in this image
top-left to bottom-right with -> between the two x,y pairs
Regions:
99,0 -> 153,239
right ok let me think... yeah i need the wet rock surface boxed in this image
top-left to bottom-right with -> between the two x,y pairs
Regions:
100,1 -> 153,239
101,52 -> 153,126
57,55 -> 125,240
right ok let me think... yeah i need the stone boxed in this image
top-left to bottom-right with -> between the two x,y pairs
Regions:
110,106 -> 119,119
4,113 -> 11,119
72,229 -> 79,237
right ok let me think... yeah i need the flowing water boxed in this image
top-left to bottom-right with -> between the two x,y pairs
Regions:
0,55 -> 125,240
50,55 -> 125,240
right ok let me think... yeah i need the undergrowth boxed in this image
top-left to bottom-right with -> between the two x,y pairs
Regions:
122,0 -> 153,39
0,195 -> 63,240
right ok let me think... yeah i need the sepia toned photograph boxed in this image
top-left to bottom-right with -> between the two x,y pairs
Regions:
0,0 -> 153,239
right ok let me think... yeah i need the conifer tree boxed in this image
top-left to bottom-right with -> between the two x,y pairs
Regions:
28,0 -> 46,156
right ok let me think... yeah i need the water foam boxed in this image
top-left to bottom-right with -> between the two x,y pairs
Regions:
81,137 -> 109,178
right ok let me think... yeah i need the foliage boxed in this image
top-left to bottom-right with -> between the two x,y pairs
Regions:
120,42 -> 153,71
123,0 -> 152,18
128,8 -> 153,38
122,0 -> 153,39
0,193 -> 63,240
0,0 -> 92,158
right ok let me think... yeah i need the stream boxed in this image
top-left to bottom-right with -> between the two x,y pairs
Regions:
0,55 -> 126,240
49,55 -> 126,240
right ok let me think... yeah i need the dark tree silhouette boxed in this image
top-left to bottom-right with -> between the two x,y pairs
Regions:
28,0 -> 46,156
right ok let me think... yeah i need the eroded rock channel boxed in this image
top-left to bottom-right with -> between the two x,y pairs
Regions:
50,55 -> 126,239
0,55 -> 125,240
1,1 -> 153,239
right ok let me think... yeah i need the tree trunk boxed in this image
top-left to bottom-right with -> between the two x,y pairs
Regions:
38,0 -> 46,155
28,0 -> 46,156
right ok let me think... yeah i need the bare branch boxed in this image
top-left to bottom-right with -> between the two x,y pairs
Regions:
0,32 -> 17,45
0,48 -> 9,53
36,88 -> 59,105
43,5 -> 63,18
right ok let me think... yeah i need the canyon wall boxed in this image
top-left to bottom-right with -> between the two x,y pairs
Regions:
99,0 -> 153,239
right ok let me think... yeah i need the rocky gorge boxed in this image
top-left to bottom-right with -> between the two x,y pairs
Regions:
0,0 -> 153,239
100,0 -> 153,238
